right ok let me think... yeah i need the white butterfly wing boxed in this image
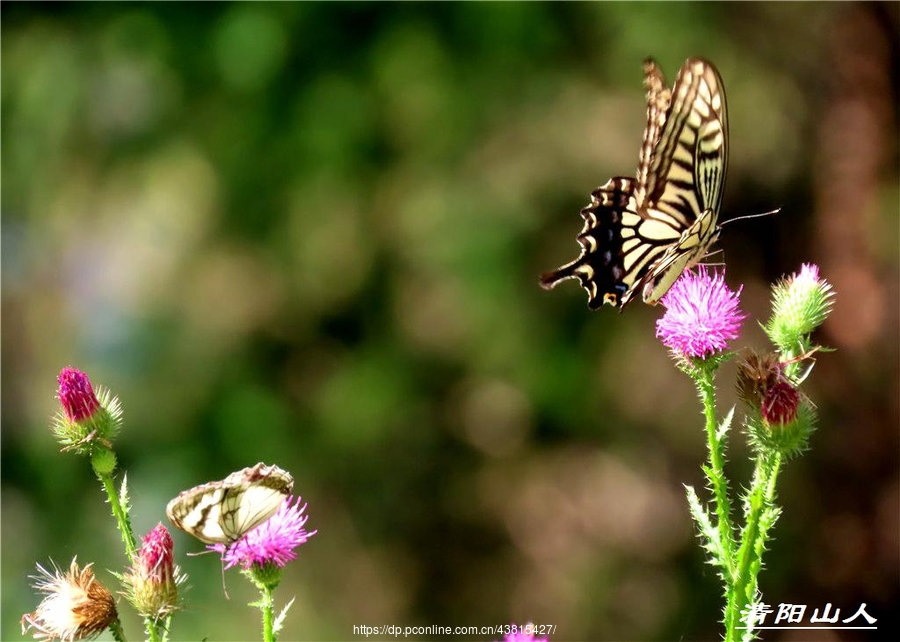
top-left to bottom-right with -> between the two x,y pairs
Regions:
166,463 -> 294,545
222,482 -> 291,541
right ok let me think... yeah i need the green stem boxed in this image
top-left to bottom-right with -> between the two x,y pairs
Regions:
146,619 -> 161,642
97,471 -> 138,562
261,584 -> 275,642
724,453 -> 782,642
695,365 -> 735,578
162,614 -> 172,642
109,619 -> 128,642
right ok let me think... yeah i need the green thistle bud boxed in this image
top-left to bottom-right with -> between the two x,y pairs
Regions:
764,264 -> 835,352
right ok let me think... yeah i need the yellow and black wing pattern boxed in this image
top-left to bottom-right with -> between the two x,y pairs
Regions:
541,58 -> 728,309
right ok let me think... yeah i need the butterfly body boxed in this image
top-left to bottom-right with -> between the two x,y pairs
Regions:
166,462 -> 294,544
541,58 -> 729,309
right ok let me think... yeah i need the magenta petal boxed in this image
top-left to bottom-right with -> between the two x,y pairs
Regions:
655,267 -> 746,359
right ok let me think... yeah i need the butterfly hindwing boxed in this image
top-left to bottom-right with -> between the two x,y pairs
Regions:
540,177 -> 637,309
166,463 -> 294,544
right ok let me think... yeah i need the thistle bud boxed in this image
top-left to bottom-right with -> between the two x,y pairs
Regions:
762,381 -> 801,426
736,350 -> 816,458
123,524 -> 182,619
765,264 -> 835,351
52,368 -> 122,457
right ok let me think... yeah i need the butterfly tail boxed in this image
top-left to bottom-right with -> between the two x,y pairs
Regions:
539,259 -> 582,290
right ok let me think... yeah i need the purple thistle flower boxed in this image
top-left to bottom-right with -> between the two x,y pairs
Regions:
211,496 -> 316,570
655,267 -> 746,359
57,367 -> 101,422
137,523 -> 175,586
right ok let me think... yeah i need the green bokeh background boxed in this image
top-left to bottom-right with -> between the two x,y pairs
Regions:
3,3 -> 897,641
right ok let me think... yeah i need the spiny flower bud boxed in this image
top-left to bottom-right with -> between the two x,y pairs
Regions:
765,263 -> 835,351
123,524 -> 183,619
736,349 -> 815,458
52,368 -> 122,457
21,558 -> 119,641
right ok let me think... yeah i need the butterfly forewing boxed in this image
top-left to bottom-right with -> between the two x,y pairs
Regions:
222,476 -> 294,542
633,59 -> 672,207
541,57 -> 728,310
166,463 -> 294,545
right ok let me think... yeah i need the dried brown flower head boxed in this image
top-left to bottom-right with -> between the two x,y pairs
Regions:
21,559 -> 118,641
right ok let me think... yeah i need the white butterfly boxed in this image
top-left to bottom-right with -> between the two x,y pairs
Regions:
166,462 -> 294,544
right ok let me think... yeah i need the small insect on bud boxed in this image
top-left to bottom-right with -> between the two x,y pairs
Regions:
735,350 -> 783,409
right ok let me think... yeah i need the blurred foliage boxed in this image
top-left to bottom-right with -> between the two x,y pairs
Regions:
2,3 -> 898,641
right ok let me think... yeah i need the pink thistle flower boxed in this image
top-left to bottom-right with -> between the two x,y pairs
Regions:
655,267 -> 746,359
57,368 -> 101,422
210,496 -> 316,570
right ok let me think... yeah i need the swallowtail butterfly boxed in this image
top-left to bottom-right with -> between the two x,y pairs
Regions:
541,57 -> 729,309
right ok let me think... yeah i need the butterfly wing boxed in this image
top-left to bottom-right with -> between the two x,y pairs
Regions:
541,57 -> 728,310
166,480 -> 230,544
220,464 -> 294,542
166,463 -> 294,544
539,177 -> 637,309
629,58 -> 728,305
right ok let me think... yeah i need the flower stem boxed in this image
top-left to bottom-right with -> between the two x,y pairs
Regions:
695,364 -> 735,577
97,470 -> 137,562
109,619 -> 128,642
162,614 -> 172,642
261,584 -> 276,642
724,452 -> 782,642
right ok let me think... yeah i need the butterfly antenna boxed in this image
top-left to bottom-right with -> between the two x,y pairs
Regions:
721,207 -> 781,227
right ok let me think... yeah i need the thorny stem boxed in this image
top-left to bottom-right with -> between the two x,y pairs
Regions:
695,364 -> 735,580
261,584 -> 276,642
725,453 -> 782,642
97,470 -> 137,562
